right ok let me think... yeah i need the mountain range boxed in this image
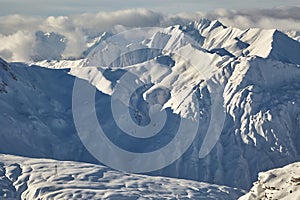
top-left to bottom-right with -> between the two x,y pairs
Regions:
0,19 -> 299,199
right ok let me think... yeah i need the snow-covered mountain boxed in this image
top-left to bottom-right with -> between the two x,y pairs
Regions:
0,58 -> 95,163
0,18 -> 299,198
31,31 -> 67,61
239,162 -> 300,200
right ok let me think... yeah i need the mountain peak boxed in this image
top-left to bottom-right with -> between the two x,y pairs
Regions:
240,28 -> 300,64
270,29 -> 300,64
189,18 -> 225,36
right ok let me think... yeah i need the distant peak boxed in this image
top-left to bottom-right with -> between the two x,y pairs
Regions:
190,18 -> 225,35
191,18 -> 211,30
195,18 -> 212,25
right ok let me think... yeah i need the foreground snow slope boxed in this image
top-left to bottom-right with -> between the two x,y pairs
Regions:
0,154 -> 245,200
239,162 -> 300,200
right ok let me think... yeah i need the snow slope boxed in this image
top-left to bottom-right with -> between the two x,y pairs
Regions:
0,58 -> 96,163
0,154 -> 245,200
239,162 -> 300,200
0,18 -> 300,193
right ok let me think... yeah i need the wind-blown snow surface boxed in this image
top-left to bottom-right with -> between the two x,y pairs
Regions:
0,154 -> 244,200
239,162 -> 300,200
0,19 -> 300,195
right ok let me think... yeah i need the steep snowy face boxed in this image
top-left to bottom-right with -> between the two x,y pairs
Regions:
239,162 -> 300,200
218,57 -> 300,189
0,59 -> 96,162
0,58 -> 17,94
2,19 -> 300,190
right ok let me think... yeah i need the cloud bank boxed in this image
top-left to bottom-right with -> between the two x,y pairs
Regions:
0,7 -> 299,62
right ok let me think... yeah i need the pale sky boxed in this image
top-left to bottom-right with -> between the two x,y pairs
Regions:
1,0 -> 299,16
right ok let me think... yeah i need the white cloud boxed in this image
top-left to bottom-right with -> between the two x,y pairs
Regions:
71,9 -> 162,33
0,15 -> 40,35
0,7 -> 299,62
0,31 -> 35,61
202,7 -> 300,31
